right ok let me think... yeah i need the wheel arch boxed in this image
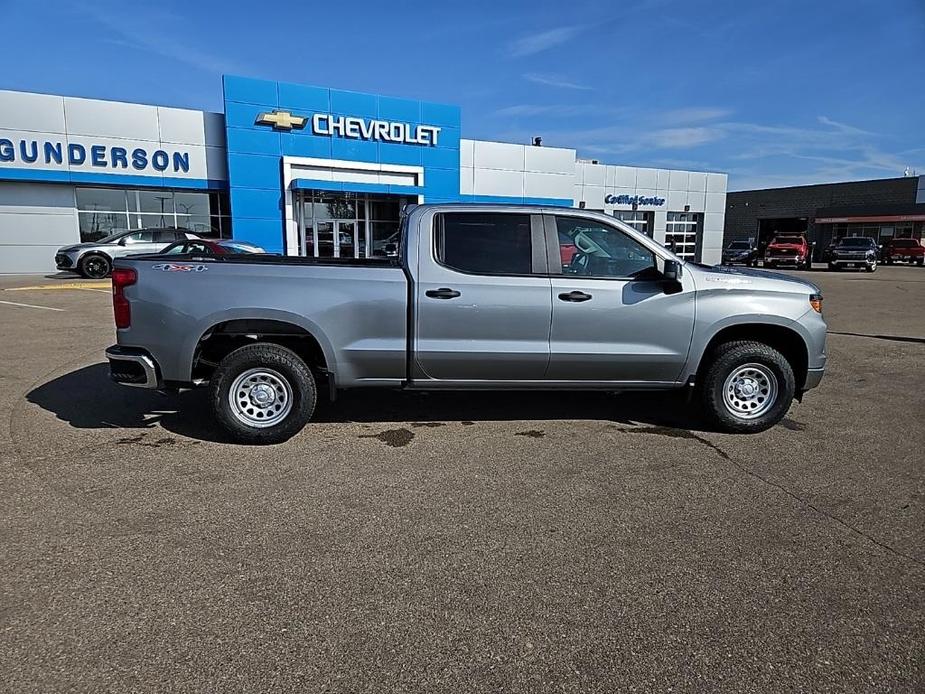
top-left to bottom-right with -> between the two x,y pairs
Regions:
188,312 -> 336,387
694,322 -> 810,390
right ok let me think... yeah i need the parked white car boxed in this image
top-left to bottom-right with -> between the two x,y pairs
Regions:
55,228 -> 201,278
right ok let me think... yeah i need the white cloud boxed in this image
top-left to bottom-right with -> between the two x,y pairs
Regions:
523,73 -> 592,91
508,25 -> 584,57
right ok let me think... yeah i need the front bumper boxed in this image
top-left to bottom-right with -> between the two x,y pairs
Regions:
55,253 -> 76,270
830,256 -> 875,266
105,345 -> 161,389
804,367 -> 825,391
765,255 -> 804,265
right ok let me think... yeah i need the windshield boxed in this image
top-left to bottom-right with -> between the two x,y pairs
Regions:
728,242 -> 750,250
892,239 -> 916,247
838,237 -> 874,248
96,230 -> 130,244
773,236 -> 802,244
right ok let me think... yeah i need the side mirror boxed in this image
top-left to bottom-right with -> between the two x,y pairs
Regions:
118,237 -> 128,246
663,259 -> 682,281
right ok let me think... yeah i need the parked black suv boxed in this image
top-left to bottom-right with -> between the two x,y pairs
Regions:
721,240 -> 759,266
827,236 -> 879,272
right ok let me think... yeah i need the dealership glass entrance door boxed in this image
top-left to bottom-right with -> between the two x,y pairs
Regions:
296,190 -> 408,259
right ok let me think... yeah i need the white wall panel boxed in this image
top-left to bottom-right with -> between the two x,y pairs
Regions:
688,172 -> 707,193
666,190 -> 688,209
524,172 -> 572,199
0,210 -> 77,245
656,169 -> 670,191
459,139 -> 475,168
64,97 -> 161,141
0,91 -> 66,133
705,191 -> 727,213
668,170 -> 689,191
706,172 -> 727,193
474,167 -> 523,197
636,168 -> 658,189
473,141 -> 525,171
614,166 -> 636,188
524,146 -> 574,174
579,163 -> 606,186
580,184 -> 606,207
0,243 -> 60,274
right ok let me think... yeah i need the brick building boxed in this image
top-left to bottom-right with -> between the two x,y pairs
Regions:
724,175 -> 925,259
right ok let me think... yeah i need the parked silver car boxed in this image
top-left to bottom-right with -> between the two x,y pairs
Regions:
55,228 -> 200,279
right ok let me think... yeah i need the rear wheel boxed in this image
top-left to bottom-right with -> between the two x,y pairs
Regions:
209,343 -> 317,444
79,254 -> 111,279
700,341 -> 795,433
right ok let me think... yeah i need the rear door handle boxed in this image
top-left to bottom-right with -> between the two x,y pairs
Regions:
425,288 -> 461,299
558,290 -> 592,302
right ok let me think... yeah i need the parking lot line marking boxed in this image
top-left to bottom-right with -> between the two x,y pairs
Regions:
0,299 -> 65,312
4,281 -> 110,291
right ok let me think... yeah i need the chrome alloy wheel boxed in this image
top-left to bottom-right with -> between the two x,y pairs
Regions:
722,363 -> 778,420
228,368 -> 293,428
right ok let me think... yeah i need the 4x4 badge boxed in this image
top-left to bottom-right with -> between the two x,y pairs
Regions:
151,263 -> 207,272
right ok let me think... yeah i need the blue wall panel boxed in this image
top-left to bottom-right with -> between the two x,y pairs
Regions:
223,74 -> 464,253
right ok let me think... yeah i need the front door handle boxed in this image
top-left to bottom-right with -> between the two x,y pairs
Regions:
558,290 -> 592,302
426,288 -> 461,299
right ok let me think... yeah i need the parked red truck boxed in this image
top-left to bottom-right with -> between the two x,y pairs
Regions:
882,238 -> 925,266
764,235 -> 811,270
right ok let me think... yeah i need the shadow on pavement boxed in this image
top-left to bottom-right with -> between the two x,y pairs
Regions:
27,363 -> 705,443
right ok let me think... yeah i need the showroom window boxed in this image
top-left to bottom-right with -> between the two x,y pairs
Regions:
665,212 -> 703,260
76,187 -> 231,242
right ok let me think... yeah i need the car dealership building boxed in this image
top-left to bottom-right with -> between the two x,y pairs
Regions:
0,76 -> 728,274
723,175 -> 925,259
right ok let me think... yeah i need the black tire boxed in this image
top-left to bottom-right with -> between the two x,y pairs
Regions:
765,261 -> 775,269
79,253 -> 111,279
885,256 -> 893,265
865,261 -> 877,273
700,340 -> 796,434
209,343 -> 317,444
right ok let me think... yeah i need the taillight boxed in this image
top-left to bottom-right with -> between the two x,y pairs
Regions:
111,267 -> 137,329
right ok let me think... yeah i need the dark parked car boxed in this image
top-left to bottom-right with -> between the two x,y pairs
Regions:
722,240 -> 759,266
827,236 -> 879,272
159,239 -> 266,256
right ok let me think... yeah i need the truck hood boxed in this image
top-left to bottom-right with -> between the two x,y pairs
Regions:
690,263 -> 820,294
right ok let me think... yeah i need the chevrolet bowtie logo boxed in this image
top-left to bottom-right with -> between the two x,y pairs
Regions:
255,110 -> 308,131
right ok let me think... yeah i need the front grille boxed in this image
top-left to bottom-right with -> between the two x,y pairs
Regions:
55,254 -> 72,267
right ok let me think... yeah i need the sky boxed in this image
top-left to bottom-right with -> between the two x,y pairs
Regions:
1,0 -> 922,191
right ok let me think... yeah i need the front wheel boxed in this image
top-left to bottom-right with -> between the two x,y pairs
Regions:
209,343 -> 317,444
700,341 -> 795,433
79,254 -> 111,279
866,261 -> 877,273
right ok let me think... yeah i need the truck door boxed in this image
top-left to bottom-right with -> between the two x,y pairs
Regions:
413,211 -> 552,382
545,213 -> 696,384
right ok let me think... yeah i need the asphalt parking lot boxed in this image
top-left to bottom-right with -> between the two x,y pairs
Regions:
1,267 -> 923,692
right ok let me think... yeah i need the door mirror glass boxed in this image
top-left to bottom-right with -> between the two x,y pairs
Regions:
663,259 -> 682,281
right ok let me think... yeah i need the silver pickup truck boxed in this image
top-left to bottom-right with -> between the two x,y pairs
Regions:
105,204 -> 826,444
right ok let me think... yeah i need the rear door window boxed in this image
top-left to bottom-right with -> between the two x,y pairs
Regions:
435,213 -> 533,275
